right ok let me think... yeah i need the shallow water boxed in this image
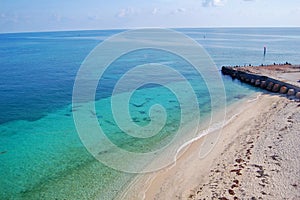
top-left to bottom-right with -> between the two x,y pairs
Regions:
1,28 -> 300,199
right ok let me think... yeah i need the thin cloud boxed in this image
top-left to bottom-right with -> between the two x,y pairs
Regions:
176,8 -> 186,13
52,13 -> 62,22
116,7 -> 136,18
202,0 -> 226,7
170,8 -> 187,15
152,8 -> 159,15
87,15 -> 101,21
0,12 -> 19,23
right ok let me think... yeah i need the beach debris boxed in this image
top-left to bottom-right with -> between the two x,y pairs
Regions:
270,155 -> 280,161
219,197 -> 229,200
235,158 -> 244,163
252,164 -> 268,178
228,189 -> 235,195
230,169 -> 242,175
231,184 -> 238,189
287,116 -> 293,123
259,183 -> 266,187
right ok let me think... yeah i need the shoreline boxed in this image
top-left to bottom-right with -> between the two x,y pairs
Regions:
115,93 -> 255,199
118,93 -> 300,200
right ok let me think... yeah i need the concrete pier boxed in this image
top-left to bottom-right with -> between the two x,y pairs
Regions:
221,65 -> 300,99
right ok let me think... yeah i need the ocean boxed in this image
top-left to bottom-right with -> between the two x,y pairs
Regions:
1,28 -> 300,199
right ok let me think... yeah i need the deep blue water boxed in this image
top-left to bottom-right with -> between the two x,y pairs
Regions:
1,28 -> 300,199
1,28 -> 300,124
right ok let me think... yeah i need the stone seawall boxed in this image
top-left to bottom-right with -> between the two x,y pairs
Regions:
221,66 -> 300,99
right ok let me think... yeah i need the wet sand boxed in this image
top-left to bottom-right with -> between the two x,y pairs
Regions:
118,94 -> 300,200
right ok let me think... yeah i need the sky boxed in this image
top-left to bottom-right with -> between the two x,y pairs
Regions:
0,0 -> 300,33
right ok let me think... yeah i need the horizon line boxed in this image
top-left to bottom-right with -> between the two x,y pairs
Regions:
1,26 -> 300,34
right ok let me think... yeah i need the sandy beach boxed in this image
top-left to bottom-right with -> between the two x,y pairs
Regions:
119,93 -> 300,200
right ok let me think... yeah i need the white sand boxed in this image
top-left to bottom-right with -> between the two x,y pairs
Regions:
117,94 -> 300,200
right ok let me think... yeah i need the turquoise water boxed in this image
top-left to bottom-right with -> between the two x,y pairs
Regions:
1,28 -> 300,199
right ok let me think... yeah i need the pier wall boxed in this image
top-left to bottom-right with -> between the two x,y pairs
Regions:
221,66 -> 300,99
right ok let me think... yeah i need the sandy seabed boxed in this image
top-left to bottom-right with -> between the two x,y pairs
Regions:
117,94 -> 300,200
